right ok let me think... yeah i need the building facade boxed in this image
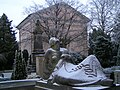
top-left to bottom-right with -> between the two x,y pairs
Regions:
17,3 -> 90,64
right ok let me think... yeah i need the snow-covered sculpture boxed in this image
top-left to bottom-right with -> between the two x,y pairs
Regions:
43,37 -> 69,79
48,54 -> 112,86
42,37 -> 112,86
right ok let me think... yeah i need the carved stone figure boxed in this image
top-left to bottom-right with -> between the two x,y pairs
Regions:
49,54 -> 113,86
33,20 -> 44,53
42,37 -> 112,86
43,37 -> 62,79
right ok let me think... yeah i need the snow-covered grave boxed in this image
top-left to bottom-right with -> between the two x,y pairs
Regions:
3,72 -> 12,78
0,72 -> 12,81
103,66 -> 120,84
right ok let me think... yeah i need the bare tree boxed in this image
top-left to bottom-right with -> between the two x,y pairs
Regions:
88,0 -> 120,33
23,0 -> 89,48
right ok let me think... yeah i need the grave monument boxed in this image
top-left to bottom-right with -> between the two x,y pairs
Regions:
36,37 -> 113,89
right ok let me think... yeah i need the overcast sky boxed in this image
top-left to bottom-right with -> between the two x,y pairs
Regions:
0,0 -> 88,40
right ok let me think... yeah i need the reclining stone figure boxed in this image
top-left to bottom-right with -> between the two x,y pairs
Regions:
48,54 -> 113,86
42,37 -> 113,86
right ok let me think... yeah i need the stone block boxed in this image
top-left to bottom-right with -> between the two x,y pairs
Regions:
36,54 -> 44,77
114,70 -> 120,84
35,81 -> 73,90
35,80 -> 120,90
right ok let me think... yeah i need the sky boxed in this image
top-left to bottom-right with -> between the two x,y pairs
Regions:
0,0 -> 88,41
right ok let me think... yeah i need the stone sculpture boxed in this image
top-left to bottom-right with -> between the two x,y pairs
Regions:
42,37 -> 112,86
48,54 -> 113,86
43,37 -> 62,79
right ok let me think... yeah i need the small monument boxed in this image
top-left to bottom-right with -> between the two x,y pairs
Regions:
37,37 -> 113,89
33,20 -> 44,76
33,20 -> 44,53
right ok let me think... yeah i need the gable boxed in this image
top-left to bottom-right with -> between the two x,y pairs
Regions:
17,2 -> 90,30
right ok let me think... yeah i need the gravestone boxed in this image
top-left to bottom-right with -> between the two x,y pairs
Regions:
36,54 -> 44,77
33,20 -> 45,76
114,70 -> 120,84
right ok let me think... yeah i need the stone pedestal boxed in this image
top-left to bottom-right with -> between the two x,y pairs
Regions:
35,53 -> 44,77
35,81 -> 73,90
35,80 -> 116,90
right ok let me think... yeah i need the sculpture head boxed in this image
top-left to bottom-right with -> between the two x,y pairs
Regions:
49,37 -> 60,51
61,54 -> 73,63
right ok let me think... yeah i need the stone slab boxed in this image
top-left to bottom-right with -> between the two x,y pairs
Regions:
35,80 -> 120,90
35,81 -> 73,90
0,79 -> 39,89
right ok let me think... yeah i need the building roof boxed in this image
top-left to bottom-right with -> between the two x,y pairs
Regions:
17,2 -> 90,30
